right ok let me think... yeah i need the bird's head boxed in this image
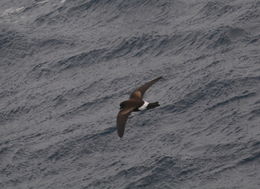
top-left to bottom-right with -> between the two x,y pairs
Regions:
119,101 -> 125,110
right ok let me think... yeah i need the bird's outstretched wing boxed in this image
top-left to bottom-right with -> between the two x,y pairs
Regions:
130,76 -> 162,99
116,107 -> 135,138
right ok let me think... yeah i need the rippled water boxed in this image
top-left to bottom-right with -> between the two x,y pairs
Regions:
0,0 -> 260,188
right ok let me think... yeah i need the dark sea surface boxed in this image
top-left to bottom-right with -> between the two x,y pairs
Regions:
0,0 -> 260,188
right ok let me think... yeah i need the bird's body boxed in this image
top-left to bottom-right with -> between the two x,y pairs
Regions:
117,76 -> 162,137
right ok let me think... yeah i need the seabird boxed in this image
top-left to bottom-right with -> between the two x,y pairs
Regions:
117,76 -> 162,137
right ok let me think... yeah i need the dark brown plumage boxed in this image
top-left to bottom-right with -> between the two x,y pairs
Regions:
117,76 -> 162,138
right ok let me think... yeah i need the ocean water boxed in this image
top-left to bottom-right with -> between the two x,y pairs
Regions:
0,0 -> 260,188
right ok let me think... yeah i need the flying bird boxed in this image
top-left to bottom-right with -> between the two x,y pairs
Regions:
117,76 -> 162,137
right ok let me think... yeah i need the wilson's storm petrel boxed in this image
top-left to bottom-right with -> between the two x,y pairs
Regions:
117,76 -> 162,137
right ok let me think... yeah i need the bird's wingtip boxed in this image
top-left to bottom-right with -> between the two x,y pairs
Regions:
117,131 -> 124,138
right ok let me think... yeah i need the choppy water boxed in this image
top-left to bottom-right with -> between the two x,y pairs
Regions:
0,0 -> 260,188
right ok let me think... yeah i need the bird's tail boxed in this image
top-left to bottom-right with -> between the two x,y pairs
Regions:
147,102 -> 160,109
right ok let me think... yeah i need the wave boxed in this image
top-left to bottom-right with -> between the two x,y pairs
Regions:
1,0 -> 259,188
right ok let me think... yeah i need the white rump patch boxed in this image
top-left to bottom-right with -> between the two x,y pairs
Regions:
138,101 -> 149,111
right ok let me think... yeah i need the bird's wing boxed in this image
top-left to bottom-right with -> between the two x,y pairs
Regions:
117,107 -> 135,138
130,76 -> 162,99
